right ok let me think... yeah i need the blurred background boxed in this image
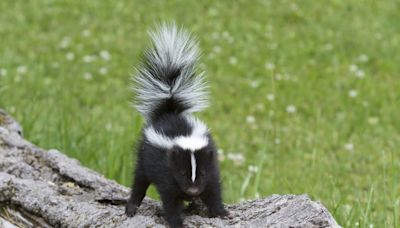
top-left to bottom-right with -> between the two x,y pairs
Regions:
0,1 -> 399,226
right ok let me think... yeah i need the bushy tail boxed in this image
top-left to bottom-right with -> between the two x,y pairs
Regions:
132,24 -> 208,121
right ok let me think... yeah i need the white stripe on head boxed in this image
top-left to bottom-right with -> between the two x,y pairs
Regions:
174,135 -> 208,151
190,152 -> 196,182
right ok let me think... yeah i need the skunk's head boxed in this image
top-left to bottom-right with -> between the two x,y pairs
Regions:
168,144 -> 215,196
144,115 -> 215,196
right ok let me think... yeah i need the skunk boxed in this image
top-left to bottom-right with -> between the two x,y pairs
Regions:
125,24 -> 231,227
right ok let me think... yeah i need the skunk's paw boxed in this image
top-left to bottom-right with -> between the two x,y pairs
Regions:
125,204 -> 138,217
217,210 -> 235,220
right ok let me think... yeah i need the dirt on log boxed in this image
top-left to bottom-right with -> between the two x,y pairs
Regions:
0,109 -> 340,228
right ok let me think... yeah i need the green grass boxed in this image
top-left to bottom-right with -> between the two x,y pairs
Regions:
1,0 -> 399,227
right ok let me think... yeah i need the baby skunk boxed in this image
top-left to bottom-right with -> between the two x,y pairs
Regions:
125,24 -> 231,227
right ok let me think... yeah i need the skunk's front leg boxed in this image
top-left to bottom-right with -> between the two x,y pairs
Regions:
200,179 -> 232,219
125,168 -> 149,217
160,192 -> 184,228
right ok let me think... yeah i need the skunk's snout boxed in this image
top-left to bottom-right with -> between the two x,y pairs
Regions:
185,187 -> 200,196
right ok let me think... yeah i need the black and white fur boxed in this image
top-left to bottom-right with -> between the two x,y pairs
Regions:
125,24 -> 231,227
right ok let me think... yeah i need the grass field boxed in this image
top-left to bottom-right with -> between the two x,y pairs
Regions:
1,0 -> 399,227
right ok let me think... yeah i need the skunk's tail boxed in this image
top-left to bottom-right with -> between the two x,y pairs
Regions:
132,24 -> 208,121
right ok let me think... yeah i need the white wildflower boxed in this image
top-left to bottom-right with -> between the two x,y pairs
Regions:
286,105 -> 296,113
249,80 -> 260,88
349,90 -> 358,98
227,153 -> 245,165
265,62 -> 275,70
105,123 -> 112,131
266,93 -> 275,101
66,52 -> 75,61
83,72 -> 93,81
83,55 -> 96,63
248,165 -> 259,173
100,50 -> 111,61
355,70 -> 365,78
228,57 -> 237,65
274,138 -> 281,145
368,117 -> 379,125
0,68 -> 7,77
357,54 -> 369,62
344,143 -> 354,151
82,29 -> 91,37
212,46 -> 221,53
99,67 -> 108,75
246,115 -> 256,124
59,37 -> 70,49
17,66 -> 27,74
349,64 -> 358,72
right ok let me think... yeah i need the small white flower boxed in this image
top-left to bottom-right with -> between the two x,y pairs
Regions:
83,55 -> 96,63
59,37 -> 70,49
349,90 -> 358,98
355,70 -> 365,78
266,93 -> 275,101
83,72 -> 93,80
66,52 -> 75,61
349,64 -> 358,72
99,67 -> 108,75
357,54 -> 369,62
255,192 -> 260,198
275,73 -> 282,81
227,153 -> 245,165
265,62 -> 275,70
222,31 -> 230,38
323,43 -> 333,51
248,165 -> 259,173
51,62 -> 60,68
246,115 -> 256,124
290,3 -> 299,11
105,122 -> 112,131
274,138 -> 281,145
0,68 -> 7,77
82,29 -> 91,37
355,222 -> 359,226
286,105 -> 296,113
212,46 -> 221,53
368,117 -> 379,125
344,143 -> 354,151
256,103 -> 264,110
228,57 -> 237,65
17,66 -> 27,74
269,43 -> 278,50
100,50 -> 111,61
249,80 -> 260,88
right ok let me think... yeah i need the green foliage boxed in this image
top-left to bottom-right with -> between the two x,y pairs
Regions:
1,0 -> 399,226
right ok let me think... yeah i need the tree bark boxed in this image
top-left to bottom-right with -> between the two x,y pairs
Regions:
0,109 -> 340,228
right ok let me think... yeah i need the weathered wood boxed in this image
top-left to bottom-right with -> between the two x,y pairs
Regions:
0,109 -> 340,227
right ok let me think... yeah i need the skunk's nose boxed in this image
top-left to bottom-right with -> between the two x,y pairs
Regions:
186,187 -> 200,196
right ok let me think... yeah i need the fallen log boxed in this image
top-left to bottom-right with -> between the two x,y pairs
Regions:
0,109 -> 340,227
